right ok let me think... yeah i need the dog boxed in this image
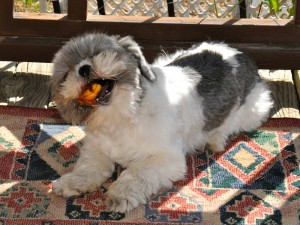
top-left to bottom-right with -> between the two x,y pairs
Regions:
50,33 -> 273,213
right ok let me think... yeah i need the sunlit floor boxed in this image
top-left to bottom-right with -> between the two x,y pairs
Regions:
0,61 -> 299,118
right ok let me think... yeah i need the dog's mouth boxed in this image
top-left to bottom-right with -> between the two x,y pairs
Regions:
78,79 -> 116,106
95,79 -> 116,104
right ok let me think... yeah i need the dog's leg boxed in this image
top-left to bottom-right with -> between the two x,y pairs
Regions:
105,152 -> 186,213
52,149 -> 115,198
206,130 -> 228,152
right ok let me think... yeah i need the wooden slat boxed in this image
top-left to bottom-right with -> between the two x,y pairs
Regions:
68,0 -> 87,20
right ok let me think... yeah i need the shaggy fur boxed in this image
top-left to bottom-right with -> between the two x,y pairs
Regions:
51,33 -> 273,212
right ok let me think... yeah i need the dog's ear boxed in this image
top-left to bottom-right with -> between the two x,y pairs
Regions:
118,36 -> 156,81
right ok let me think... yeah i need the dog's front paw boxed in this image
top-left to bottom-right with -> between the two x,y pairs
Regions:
105,182 -> 146,213
52,173 -> 99,198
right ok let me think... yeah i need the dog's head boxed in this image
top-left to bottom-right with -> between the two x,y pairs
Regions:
51,33 -> 155,125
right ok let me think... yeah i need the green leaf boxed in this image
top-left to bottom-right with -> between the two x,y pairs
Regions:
288,6 -> 295,17
24,0 -> 33,6
268,0 -> 280,13
288,0 -> 295,17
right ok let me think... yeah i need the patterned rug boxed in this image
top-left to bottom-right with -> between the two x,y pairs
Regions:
0,106 -> 299,225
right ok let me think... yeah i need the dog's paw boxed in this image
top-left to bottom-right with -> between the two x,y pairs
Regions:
52,173 -> 98,198
105,183 -> 146,213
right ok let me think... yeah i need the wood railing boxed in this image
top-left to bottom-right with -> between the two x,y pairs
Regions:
0,0 -> 300,69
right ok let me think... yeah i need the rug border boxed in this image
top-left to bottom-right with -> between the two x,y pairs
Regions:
0,106 -> 61,119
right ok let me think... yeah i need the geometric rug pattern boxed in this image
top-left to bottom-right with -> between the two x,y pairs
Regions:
0,106 -> 299,224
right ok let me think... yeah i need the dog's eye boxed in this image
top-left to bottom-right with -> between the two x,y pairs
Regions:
59,73 -> 68,87
79,65 -> 91,78
62,73 -> 68,82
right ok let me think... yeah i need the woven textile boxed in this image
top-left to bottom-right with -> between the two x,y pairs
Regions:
0,106 -> 299,225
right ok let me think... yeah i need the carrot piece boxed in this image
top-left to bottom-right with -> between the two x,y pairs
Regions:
78,83 -> 102,106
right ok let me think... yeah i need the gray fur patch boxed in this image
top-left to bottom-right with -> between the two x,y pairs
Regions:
169,48 -> 261,131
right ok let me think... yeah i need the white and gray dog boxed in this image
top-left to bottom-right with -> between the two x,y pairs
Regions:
51,33 -> 273,212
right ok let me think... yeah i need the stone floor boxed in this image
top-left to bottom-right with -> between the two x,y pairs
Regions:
0,61 -> 299,118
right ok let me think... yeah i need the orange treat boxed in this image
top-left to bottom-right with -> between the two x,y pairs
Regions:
78,82 -> 102,106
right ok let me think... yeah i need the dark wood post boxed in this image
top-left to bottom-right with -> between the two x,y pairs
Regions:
0,0 -> 13,21
68,0 -> 87,20
0,0 -> 14,35
295,0 -> 300,25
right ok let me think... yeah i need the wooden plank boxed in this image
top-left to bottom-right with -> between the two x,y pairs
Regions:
260,70 -> 300,118
0,71 -> 52,108
13,12 -> 66,20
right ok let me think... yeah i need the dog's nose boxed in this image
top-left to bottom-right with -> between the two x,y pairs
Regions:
79,65 -> 91,78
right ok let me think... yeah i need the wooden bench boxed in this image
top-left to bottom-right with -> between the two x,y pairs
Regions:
0,0 -> 300,70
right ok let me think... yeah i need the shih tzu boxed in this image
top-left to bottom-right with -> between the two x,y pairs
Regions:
51,33 -> 273,213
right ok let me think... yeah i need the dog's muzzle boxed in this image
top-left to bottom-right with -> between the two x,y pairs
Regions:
78,64 -> 116,105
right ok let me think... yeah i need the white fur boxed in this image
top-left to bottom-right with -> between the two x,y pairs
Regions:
52,41 -> 273,213
93,50 -> 127,79
60,72 -> 83,100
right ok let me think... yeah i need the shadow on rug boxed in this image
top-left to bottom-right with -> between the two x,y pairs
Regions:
0,106 -> 299,225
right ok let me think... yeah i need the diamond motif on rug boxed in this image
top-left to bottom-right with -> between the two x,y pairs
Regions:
220,191 -> 282,225
65,187 -> 125,220
225,142 -> 266,175
0,182 -> 50,218
145,189 -> 202,223
209,132 -> 288,190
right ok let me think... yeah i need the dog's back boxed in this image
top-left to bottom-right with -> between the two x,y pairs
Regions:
152,42 -> 273,152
